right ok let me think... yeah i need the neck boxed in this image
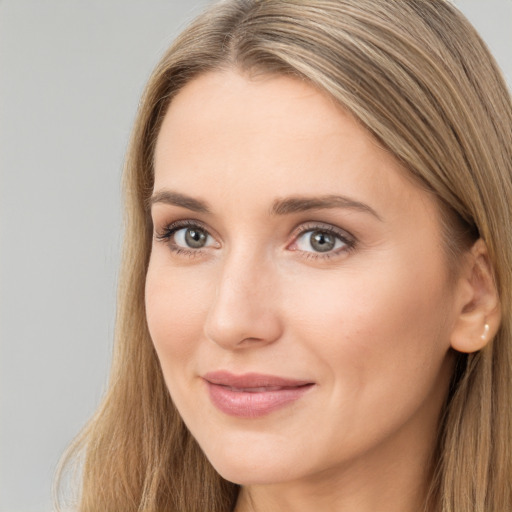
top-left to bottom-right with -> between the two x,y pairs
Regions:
234,414 -> 439,512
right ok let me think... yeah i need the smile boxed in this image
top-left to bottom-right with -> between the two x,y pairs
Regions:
203,371 -> 315,418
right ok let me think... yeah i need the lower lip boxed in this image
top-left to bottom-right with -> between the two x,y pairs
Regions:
205,381 -> 314,418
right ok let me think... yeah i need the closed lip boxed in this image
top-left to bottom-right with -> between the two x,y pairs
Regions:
202,370 -> 314,390
202,371 -> 315,418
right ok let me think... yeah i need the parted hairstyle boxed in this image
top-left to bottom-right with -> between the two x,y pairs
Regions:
56,1 -> 512,511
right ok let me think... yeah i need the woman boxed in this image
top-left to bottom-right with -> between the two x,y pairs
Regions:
57,1 -> 512,511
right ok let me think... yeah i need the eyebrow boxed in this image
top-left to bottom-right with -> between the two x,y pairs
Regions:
270,195 -> 382,220
149,190 -> 210,213
149,189 -> 381,220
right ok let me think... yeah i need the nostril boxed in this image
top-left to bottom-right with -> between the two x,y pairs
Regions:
203,303 -> 283,350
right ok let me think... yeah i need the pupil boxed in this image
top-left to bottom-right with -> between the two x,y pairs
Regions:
185,228 -> 207,248
310,231 -> 335,252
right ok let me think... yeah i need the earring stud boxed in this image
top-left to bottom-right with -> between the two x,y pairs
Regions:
481,323 -> 490,341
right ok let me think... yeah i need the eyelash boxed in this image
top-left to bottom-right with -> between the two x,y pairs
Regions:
154,219 -> 357,260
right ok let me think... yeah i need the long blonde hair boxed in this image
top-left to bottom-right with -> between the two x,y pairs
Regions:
57,1 -> 512,511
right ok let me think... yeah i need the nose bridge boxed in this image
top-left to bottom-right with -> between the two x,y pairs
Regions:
204,245 -> 282,349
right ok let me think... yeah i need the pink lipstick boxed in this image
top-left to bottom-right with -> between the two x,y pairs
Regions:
203,371 -> 314,418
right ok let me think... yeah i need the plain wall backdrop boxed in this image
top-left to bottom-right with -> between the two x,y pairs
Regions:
0,1 -> 510,511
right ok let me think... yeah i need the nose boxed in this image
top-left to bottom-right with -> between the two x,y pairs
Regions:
203,250 -> 283,350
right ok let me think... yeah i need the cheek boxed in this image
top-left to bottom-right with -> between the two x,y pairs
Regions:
285,260 -> 452,394
145,261 -> 210,367
278,264 -> 453,460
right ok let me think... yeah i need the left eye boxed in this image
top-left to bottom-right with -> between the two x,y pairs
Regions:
294,229 -> 347,253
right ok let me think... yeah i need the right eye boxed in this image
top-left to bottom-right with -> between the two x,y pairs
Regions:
173,226 -> 213,249
156,221 -> 219,254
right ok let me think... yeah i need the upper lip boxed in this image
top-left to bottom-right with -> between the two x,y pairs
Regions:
203,370 -> 314,389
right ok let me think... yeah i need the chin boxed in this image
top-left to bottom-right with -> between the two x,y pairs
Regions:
210,458 -> 298,486
198,431 -> 309,486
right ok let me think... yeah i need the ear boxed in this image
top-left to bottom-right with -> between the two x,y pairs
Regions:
450,239 -> 501,353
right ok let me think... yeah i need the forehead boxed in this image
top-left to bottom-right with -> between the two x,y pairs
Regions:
153,69 -> 438,226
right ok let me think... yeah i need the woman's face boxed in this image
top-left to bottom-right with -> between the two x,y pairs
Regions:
146,70 -> 460,487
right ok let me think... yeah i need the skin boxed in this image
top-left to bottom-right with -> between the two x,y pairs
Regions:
146,70 -> 480,512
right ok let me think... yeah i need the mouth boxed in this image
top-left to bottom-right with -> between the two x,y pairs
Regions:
202,371 -> 315,418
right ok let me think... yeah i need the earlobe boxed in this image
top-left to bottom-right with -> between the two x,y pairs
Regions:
450,239 -> 501,354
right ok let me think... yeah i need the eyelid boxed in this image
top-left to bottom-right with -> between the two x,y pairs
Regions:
290,221 -> 355,242
156,218 -> 204,238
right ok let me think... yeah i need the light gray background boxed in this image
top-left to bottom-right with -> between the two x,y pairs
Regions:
0,1 -> 510,511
